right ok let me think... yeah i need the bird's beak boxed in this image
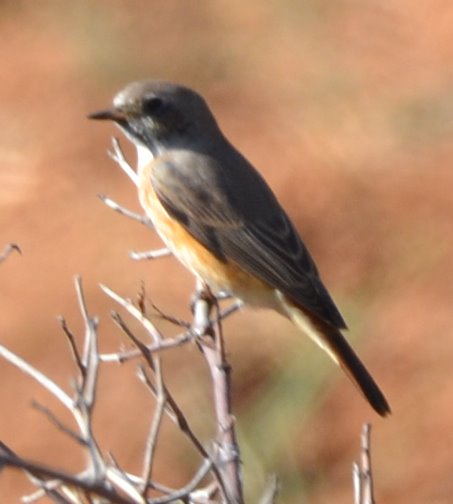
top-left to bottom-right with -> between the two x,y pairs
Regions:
87,107 -> 126,122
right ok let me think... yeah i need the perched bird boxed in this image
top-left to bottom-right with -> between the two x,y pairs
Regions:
89,80 -> 390,416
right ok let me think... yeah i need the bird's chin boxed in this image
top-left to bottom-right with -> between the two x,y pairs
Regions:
113,123 -> 155,170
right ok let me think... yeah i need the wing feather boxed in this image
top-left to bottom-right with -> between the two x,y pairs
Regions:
150,155 -> 346,329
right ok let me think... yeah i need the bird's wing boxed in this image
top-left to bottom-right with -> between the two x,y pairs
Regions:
150,156 -> 346,329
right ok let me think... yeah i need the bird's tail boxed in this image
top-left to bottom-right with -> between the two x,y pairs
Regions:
279,295 -> 390,417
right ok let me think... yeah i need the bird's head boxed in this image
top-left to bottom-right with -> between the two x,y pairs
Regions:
88,80 -> 220,153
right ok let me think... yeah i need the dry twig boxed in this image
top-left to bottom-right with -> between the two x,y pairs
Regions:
353,423 -> 376,504
0,136 -> 381,504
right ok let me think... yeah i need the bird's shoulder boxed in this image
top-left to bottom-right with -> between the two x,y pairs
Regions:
151,145 -> 283,221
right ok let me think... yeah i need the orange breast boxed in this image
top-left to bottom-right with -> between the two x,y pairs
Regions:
137,163 -> 277,309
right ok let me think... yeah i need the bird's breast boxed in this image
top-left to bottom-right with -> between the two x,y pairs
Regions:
137,161 -> 278,309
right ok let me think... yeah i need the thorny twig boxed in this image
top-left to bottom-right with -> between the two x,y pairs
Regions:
103,284 -> 230,500
0,276 -> 242,502
0,278 -> 141,503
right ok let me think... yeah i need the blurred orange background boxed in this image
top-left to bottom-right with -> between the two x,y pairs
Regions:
1,1 -> 452,502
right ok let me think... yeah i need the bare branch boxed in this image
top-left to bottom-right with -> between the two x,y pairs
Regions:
100,297 -> 240,365
194,283 -> 244,504
108,136 -> 138,186
103,457 -> 148,502
0,446 -> 131,504
0,344 -> 73,411
150,458 -> 214,504
109,290 -> 167,498
100,284 -> 163,345
31,401 -> 85,446
140,361 -> 166,495
110,309 -> 208,476
104,287 -> 227,498
58,316 -> 85,378
22,483 -> 72,504
353,423 -> 376,504
1,125 -> 250,503
23,474 -> 76,504
147,301 -> 190,329
73,276 -> 105,480
75,276 -> 99,408
130,248 -> 171,261
99,329 -> 193,363
98,193 -> 152,228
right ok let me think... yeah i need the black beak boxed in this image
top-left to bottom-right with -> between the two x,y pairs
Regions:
87,108 -> 126,122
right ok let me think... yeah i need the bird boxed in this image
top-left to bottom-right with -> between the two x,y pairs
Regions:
88,80 -> 390,416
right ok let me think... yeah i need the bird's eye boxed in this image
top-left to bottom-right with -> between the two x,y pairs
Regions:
142,96 -> 165,115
